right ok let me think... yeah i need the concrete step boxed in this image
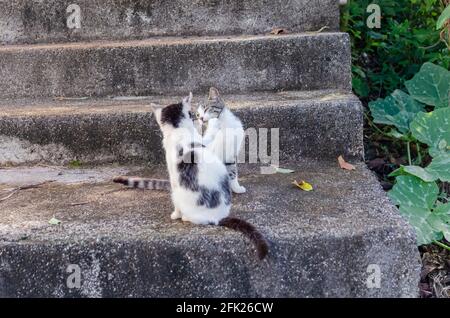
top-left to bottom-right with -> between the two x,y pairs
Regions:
1,0 -> 340,45
0,90 -> 363,166
0,33 -> 351,99
0,161 -> 420,297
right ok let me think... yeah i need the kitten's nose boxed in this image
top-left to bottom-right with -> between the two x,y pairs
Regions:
199,117 -> 204,121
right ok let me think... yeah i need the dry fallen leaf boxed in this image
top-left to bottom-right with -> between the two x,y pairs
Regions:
272,165 -> 295,174
338,155 -> 356,171
293,180 -> 313,192
48,217 -> 61,225
270,28 -> 288,35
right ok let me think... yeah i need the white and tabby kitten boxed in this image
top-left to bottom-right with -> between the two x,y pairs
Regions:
129,93 -> 269,259
196,87 -> 246,194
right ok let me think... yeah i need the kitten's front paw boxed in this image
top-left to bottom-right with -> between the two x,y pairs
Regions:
232,185 -> 247,194
170,210 -> 181,220
182,215 -> 190,222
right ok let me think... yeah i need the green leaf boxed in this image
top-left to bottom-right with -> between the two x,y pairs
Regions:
352,76 -> 369,97
49,217 -> 61,225
434,202 -> 450,216
273,166 -> 295,174
369,90 -> 425,133
387,129 -> 405,139
410,108 -> 450,157
389,176 -> 446,246
389,175 -> 439,210
426,153 -> 450,182
436,5 -> 450,30
399,206 -> 443,245
405,63 -> 450,108
390,165 -> 438,182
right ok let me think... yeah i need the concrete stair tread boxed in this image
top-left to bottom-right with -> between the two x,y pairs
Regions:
0,160 -> 410,240
0,32 -> 351,99
1,0 -> 340,44
0,89 -> 362,164
0,160 -> 420,297
0,89 -> 357,115
0,32 -> 344,51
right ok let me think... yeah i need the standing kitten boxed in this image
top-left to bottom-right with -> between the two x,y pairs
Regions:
197,87 -> 246,194
152,93 -> 268,259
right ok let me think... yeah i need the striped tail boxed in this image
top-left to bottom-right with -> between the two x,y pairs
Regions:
218,217 -> 269,260
113,176 -> 171,191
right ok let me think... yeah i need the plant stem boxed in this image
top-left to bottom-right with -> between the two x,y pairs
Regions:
363,112 -> 393,139
416,143 -> 422,166
406,141 -> 412,166
433,240 -> 450,251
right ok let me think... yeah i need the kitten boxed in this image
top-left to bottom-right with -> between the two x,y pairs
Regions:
148,93 -> 268,259
196,87 -> 246,194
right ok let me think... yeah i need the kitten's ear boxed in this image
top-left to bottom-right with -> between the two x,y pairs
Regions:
209,87 -> 220,100
152,106 -> 162,123
183,92 -> 193,111
183,92 -> 194,106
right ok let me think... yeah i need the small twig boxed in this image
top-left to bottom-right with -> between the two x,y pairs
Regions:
0,180 -> 55,203
0,190 -> 18,202
69,201 -> 90,207
18,180 -> 55,190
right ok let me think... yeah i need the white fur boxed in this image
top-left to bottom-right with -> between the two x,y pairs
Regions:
197,100 -> 246,194
154,93 -> 231,225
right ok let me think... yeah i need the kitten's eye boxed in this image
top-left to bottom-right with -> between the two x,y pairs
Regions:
196,113 -> 200,119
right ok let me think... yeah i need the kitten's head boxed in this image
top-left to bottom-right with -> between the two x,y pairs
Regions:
154,92 -> 195,135
197,87 -> 225,122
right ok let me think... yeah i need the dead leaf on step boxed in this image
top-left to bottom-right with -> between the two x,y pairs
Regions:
293,180 -> 313,192
338,155 -> 356,171
270,28 -> 288,35
272,165 -> 295,174
48,217 -> 61,225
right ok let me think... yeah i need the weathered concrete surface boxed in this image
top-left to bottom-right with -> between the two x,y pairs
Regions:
0,161 -> 421,297
0,0 -> 340,45
0,90 -> 363,165
0,33 -> 351,99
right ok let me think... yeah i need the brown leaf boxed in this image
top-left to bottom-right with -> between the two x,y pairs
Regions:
338,155 -> 356,171
269,28 -> 288,35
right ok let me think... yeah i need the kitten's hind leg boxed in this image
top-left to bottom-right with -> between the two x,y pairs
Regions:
227,163 -> 246,194
171,207 -> 182,220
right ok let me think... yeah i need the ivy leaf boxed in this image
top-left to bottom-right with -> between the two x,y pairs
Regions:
436,5 -> 450,30
405,63 -> 450,108
369,89 -> 424,133
410,108 -> 450,157
389,176 -> 445,246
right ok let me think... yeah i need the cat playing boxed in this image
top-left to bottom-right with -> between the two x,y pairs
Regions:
196,87 -> 246,194
116,93 -> 268,259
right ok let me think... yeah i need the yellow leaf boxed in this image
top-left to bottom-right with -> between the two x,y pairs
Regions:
293,180 -> 313,192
